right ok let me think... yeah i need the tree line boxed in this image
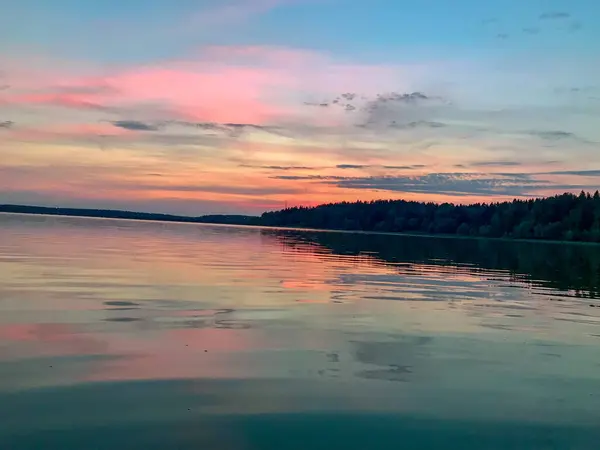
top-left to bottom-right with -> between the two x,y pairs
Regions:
260,191 -> 600,243
4,191 -> 600,243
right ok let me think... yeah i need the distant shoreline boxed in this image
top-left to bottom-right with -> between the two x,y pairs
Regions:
0,204 -> 259,226
2,204 -> 599,247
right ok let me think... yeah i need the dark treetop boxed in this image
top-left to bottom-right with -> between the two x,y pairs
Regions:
260,191 -> 600,243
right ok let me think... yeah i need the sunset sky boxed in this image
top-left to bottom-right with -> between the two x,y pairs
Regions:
1,0 -> 599,215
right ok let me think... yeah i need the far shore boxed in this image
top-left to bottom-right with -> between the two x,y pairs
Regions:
2,207 -> 599,247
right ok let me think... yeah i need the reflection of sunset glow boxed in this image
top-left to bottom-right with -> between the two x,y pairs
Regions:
2,215 -> 600,408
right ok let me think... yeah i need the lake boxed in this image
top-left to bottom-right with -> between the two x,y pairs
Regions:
1,213 -> 599,449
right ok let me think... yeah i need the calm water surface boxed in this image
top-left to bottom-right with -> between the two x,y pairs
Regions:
1,214 -> 599,449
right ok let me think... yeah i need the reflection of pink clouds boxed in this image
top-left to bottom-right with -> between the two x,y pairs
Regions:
87,327 -> 272,382
0,323 -> 108,356
0,320 -> 275,382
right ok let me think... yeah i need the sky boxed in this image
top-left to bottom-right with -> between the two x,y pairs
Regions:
1,0 -> 599,215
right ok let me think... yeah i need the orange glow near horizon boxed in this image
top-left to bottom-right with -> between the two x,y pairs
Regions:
2,43 -> 600,214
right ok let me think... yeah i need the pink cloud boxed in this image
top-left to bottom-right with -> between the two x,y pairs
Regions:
6,92 -> 109,111
109,64 -> 293,124
1,45 -> 412,127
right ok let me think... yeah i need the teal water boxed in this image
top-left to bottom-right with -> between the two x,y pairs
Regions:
1,214 -> 599,449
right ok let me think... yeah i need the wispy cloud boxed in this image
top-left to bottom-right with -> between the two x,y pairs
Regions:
469,160 -> 523,167
112,120 -> 160,131
239,164 -> 317,171
383,164 -> 426,170
186,0 -> 291,29
336,164 -> 369,169
545,169 -> 600,177
539,12 -> 571,20
110,182 -> 301,197
390,121 -> 446,129
329,173 -> 586,197
0,120 -> 13,129
271,173 -> 543,196
530,130 -> 576,140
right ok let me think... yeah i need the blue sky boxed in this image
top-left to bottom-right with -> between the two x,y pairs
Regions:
1,0 -> 599,214
4,0 -> 599,59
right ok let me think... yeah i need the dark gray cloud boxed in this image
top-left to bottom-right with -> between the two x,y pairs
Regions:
389,120 -> 446,129
174,121 -> 284,137
377,92 -> 428,102
336,164 -> 369,169
175,121 -> 223,131
330,173 -> 549,196
270,172 -> 589,197
304,91 -> 441,128
108,119 -> 284,139
265,164 -> 428,174
469,161 -> 523,167
0,120 -> 14,129
546,170 -> 600,177
112,120 -> 161,131
529,130 -> 576,140
383,164 -> 426,170
240,164 -> 316,171
363,92 -> 431,115
272,175 -> 344,181
539,12 -> 571,20
358,91 -> 445,129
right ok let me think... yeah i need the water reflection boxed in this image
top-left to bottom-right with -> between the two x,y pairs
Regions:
1,214 -> 600,449
268,229 -> 600,298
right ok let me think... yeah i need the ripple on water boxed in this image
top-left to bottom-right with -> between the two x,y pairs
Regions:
2,215 -> 600,448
